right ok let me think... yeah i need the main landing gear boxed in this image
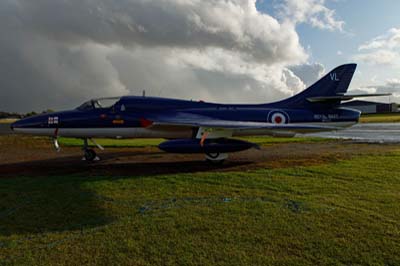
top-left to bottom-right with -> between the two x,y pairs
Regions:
205,152 -> 228,165
82,138 -> 103,162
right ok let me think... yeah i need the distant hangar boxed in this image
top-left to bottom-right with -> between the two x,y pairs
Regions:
342,100 -> 399,114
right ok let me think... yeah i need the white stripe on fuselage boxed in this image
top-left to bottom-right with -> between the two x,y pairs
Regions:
13,121 -> 356,138
13,128 -> 192,138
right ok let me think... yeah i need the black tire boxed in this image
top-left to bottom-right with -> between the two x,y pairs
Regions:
206,152 -> 220,159
84,149 -> 97,162
205,159 -> 225,165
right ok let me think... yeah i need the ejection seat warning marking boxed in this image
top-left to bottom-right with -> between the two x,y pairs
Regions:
112,119 -> 125,125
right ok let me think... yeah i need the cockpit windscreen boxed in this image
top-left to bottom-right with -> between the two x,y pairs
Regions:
76,98 -> 121,111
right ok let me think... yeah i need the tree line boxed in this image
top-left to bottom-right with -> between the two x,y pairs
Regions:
0,109 -> 54,119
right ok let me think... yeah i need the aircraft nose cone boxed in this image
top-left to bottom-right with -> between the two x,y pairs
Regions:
10,116 -> 39,131
10,120 -> 20,130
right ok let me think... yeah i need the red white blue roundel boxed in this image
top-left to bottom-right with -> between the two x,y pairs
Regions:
269,111 -> 289,124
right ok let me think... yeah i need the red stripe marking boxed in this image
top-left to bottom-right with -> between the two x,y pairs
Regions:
140,118 -> 153,128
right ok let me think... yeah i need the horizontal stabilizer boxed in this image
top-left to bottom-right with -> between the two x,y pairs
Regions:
307,93 -> 391,103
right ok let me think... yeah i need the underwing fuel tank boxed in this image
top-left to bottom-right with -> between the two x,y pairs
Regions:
158,138 -> 259,154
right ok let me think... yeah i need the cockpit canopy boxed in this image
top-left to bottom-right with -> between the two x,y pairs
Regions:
76,97 -> 121,111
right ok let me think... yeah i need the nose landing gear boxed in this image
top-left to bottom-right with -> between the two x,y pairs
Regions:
82,138 -> 102,162
83,148 -> 98,162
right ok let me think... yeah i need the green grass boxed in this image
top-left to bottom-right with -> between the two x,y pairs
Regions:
1,151 -> 400,265
360,113 -> 400,123
58,136 -> 328,148
58,137 -> 165,147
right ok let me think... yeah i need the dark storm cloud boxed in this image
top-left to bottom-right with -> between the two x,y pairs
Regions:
14,0 -> 305,63
0,0 -> 311,112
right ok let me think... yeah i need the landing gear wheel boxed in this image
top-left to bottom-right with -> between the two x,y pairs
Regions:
206,158 -> 225,165
84,149 -> 97,162
82,138 -> 100,162
205,152 -> 228,165
206,152 -> 220,159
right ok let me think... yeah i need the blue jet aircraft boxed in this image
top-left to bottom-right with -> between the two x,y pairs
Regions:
11,64 -> 389,163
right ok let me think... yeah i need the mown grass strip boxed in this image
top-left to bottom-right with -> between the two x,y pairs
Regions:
360,113 -> 400,123
0,151 -> 399,265
0,119 -> 18,124
58,137 -> 164,147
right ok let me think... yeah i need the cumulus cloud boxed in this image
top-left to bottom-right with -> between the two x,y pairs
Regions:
350,79 -> 400,102
353,50 -> 399,66
354,28 -> 400,65
0,0 -> 331,112
109,46 -> 308,103
359,28 -> 400,51
368,79 -> 400,98
277,0 -> 344,32
289,62 -> 325,86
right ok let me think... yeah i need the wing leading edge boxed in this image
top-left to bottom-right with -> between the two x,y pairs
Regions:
144,112 -> 340,131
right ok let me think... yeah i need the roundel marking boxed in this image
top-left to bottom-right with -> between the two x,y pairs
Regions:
268,111 -> 290,124
271,113 -> 285,124
274,116 -> 284,124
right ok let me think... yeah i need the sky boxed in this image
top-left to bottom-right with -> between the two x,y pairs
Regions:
0,0 -> 399,112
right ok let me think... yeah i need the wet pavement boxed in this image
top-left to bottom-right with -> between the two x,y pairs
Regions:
307,123 -> 400,143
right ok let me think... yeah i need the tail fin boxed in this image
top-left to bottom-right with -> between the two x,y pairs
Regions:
274,64 -> 357,108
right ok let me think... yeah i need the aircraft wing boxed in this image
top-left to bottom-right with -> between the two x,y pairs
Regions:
143,112 -> 340,131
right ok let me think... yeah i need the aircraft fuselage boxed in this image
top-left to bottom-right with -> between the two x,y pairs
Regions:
11,96 -> 360,138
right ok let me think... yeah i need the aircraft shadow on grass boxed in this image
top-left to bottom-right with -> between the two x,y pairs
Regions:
0,153 -> 251,236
